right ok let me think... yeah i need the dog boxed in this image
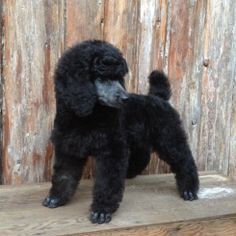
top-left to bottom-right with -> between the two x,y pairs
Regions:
43,40 -> 199,224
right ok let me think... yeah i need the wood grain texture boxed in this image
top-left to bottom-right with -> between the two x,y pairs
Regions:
229,82 -> 236,179
229,33 -> 236,179
2,0 -> 65,184
0,0 -> 3,184
165,0 -> 236,175
183,0 -> 207,172
208,0 -> 236,175
0,174 -> 236,235
82,217 -> 236,236
1,0 -> 236,183
229,69 -> 236,178
66,0 -> 104,47
196,0 -> 236,175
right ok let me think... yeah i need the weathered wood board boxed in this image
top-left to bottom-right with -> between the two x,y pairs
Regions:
0,173 -> 236,235
1,0 -> 65,184
0,0 -> 3,184
0,0 -> 235,183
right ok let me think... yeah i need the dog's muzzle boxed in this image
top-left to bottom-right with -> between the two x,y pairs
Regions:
95,79 -> 129,108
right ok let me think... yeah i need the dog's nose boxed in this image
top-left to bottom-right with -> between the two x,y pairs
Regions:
120,93 -> 129,102
121,96 -> 129,101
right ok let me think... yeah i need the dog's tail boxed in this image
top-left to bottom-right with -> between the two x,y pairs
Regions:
148,70 -> 171,100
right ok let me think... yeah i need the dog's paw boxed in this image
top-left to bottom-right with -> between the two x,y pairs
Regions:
89,211 -> 112,224
42,196 -> 63,208
181,190 -> 198,201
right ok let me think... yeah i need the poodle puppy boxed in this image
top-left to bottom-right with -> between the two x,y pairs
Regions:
43,40 -> 199,224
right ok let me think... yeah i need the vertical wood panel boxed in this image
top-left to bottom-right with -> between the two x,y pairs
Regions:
2,0 -> 65,184
136,0 -> 157,94
184,0 -> 207,171
229,5 -> 236,176
151,0 -> 168,70
66,0 -> 104,47
198,0 -> 222,173
167,0 -> 191,111
198,0 -> 236,174
0,0 -> 3,183
229,75 -> 236,179
210,0 -> 235,175
169,0 -> 208,171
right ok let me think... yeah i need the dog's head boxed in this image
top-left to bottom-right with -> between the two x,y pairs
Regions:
55,40 -> 129,117
91,41 -> 129,108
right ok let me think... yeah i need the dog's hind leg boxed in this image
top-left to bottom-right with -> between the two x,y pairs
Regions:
153,125 -> 199,201
43,150 -> 87,208
126,147 -> 151,178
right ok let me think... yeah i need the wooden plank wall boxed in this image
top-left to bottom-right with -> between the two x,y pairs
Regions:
1,0 -> 65,184
0,0 -> 3,184
0,0 -> 235,184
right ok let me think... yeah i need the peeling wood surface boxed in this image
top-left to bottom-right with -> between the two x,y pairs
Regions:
0,0 -> 236,184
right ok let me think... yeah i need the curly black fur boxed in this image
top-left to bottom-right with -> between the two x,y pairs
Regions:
43,40 -> 199,224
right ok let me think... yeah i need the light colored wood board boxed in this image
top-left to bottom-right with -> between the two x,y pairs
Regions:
198,0 -> 236,174
2,0 -> 65,184
0,174 -> 235,235
135,0 -> 158,94
229,57 -> 236,178
183,0 -> 207,172
65,0 -> 104,47
211,1 -> 236,175
81,216 -> 236,236
0,0 -> 3,184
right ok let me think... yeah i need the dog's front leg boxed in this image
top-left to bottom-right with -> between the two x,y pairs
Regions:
43,149 -> 87,208
90,148 -> 128,224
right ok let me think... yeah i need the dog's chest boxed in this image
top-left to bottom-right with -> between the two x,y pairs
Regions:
64,128 -> 110,156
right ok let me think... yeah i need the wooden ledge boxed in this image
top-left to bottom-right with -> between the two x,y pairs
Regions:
0,173 -> 236,235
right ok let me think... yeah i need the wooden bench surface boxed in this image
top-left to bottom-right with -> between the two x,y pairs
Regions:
0,173 -> 236,235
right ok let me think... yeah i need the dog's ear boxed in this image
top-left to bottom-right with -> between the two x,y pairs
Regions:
55,73 -> 97,117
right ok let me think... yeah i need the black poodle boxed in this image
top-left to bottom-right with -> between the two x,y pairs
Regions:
43,40 -> 199,224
